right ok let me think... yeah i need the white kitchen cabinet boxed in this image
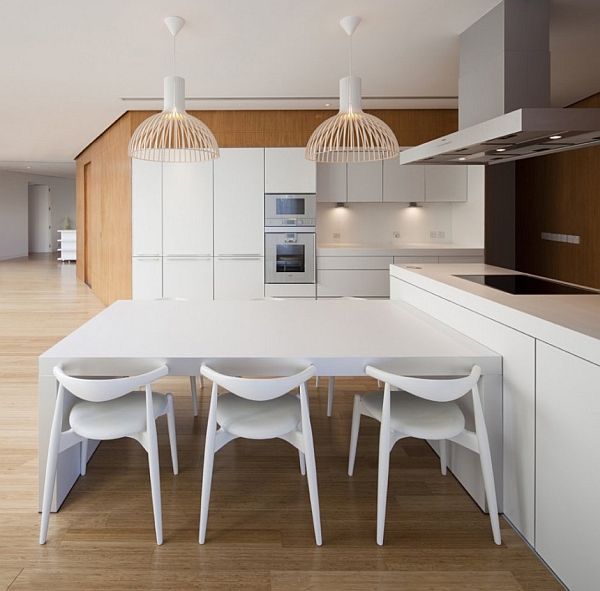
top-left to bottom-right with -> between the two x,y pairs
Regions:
132,256 -> 162,300
347,161 -> 383,202
214,148 -> 264,256
536,341 -> 600,591
132,160 -> 162,256
316,163 -> 347,203
383,159 -> 425,203
162,256 -> 213,301
317,256 -> 393,298
392,255 -> 439,265
265,147 -> 316,194
163,162 -> 213,256
424,166 -> 468,202
214,256 -> 264,300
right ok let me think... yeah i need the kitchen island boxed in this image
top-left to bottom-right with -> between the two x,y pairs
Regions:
390,263 -> 600,591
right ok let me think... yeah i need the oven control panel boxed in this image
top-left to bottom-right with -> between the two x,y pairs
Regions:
264,218 -> 316,227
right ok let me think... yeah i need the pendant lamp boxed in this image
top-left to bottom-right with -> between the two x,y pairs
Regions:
306,16 -> 400,164
128,16 -> 219,163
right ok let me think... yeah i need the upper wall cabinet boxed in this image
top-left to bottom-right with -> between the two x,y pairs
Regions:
347,161 -> 383,202
316,163 -> 347,203
382,158 -> 425,203
424,166 -> 468,202
132,160 -> 162,256
265,147 -> 316,193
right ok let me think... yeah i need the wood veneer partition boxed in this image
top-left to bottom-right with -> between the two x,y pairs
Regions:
515,93 -> 600,289
75,109 -> 458,305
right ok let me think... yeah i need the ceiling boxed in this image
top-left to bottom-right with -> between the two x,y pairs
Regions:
0,0 -> 598,179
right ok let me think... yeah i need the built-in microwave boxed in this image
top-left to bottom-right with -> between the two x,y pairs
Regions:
264,193 -> 316,228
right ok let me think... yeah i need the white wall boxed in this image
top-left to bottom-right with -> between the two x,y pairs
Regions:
0,171 -> 75,260
317,165 -> 485,247
0,172 -> 28,260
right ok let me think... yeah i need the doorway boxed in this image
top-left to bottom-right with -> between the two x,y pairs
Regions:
28,184 -> 52,253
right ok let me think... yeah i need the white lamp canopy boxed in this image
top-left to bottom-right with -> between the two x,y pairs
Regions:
305,16 -> 400,164
128,16 -> 219,163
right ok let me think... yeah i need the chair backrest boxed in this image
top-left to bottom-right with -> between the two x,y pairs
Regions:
53,364 -> 169,403
365,364 -> 481,403
201,360 -> 315,401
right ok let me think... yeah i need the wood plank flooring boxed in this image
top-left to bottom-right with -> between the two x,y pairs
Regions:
0,254 -> 564,590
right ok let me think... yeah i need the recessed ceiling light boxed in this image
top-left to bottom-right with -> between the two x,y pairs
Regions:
325,103 -> 331,107
496,148 -> 506,152
458,157 -> 466,161
549,135 -> 562,140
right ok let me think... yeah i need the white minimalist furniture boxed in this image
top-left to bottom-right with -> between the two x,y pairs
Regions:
57,230 -> 76,262
38,298 -> 501,512
199,361 -> 321,545
348,364 -> 501,546
39,364 -> 178,545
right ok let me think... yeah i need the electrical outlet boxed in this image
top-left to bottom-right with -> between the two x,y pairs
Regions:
438,231 -> 445,239
392,231 -> 400,240
430,231 -> 437,239
333,232 -> 341,241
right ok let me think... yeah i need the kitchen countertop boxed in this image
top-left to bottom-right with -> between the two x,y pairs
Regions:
317,243 -> 484,256
390,263 -> 600,365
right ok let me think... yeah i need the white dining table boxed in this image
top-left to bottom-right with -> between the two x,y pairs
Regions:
39,298 -> 502,511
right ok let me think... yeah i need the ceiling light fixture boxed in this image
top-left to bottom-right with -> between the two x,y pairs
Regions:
128,16 -> 219,163
305,16 -> 400,164
549,135 -> 562,140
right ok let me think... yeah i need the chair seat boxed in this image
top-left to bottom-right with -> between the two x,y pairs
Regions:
70,391 -> 170,440
216,392 -> 301,439
362,390 -> 465,440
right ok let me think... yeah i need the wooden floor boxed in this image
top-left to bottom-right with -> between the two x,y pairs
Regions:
0,254 -> 564,591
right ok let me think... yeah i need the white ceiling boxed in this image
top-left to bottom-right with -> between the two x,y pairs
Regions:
0,0 -> 599,179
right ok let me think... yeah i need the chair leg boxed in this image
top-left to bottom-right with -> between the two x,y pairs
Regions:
190,376 -> 198,417
376,422 -> 392,546
80,438 -> 89,476
298,449 -> 306,476
199,403 -> 218,544
302,429 -> 322,546
439,439 -> 447,476
348,394 -> 362,476
199,374 -> 205,388
326,377 -> 335,417
315,375 -> 320,387
478,439 -> 502,545
166,393 -> 179,475
147,434 -> 163,545
39,437 -> 61,544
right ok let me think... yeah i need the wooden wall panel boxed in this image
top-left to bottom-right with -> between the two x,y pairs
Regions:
76,108 -> 459,305
515,92 -> 600,289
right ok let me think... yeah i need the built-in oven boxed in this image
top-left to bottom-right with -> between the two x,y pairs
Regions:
264,193 -> 317,228
265,228 -> 316,284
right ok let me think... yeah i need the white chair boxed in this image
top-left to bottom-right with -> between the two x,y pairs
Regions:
348,364 -> 501,546
199,360 -> 322,545
40,364 -> 178,545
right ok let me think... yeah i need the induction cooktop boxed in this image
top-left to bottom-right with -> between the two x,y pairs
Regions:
455,274 -> 599,295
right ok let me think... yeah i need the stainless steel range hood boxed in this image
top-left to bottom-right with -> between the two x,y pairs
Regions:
401,0 -> 600,166
400,108 -> 600,165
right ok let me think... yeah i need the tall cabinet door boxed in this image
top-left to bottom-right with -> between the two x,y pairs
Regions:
214,148 -> 265,256
132,256 -> 162,299
214,257 -> 264,300
163,162 -> 214,256
132,160 -> 162,256
163,256 -> 213,301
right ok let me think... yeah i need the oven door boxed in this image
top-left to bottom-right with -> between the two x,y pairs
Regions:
265,231 -> 315,284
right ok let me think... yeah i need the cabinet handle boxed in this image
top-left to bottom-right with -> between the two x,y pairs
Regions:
133,254 -> 161,257
166,256 -> 212,261
217,254 -> 262,257
218,257 -> 262,261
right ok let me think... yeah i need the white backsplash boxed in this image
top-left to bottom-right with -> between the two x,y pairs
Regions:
317,201 -> 457,245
